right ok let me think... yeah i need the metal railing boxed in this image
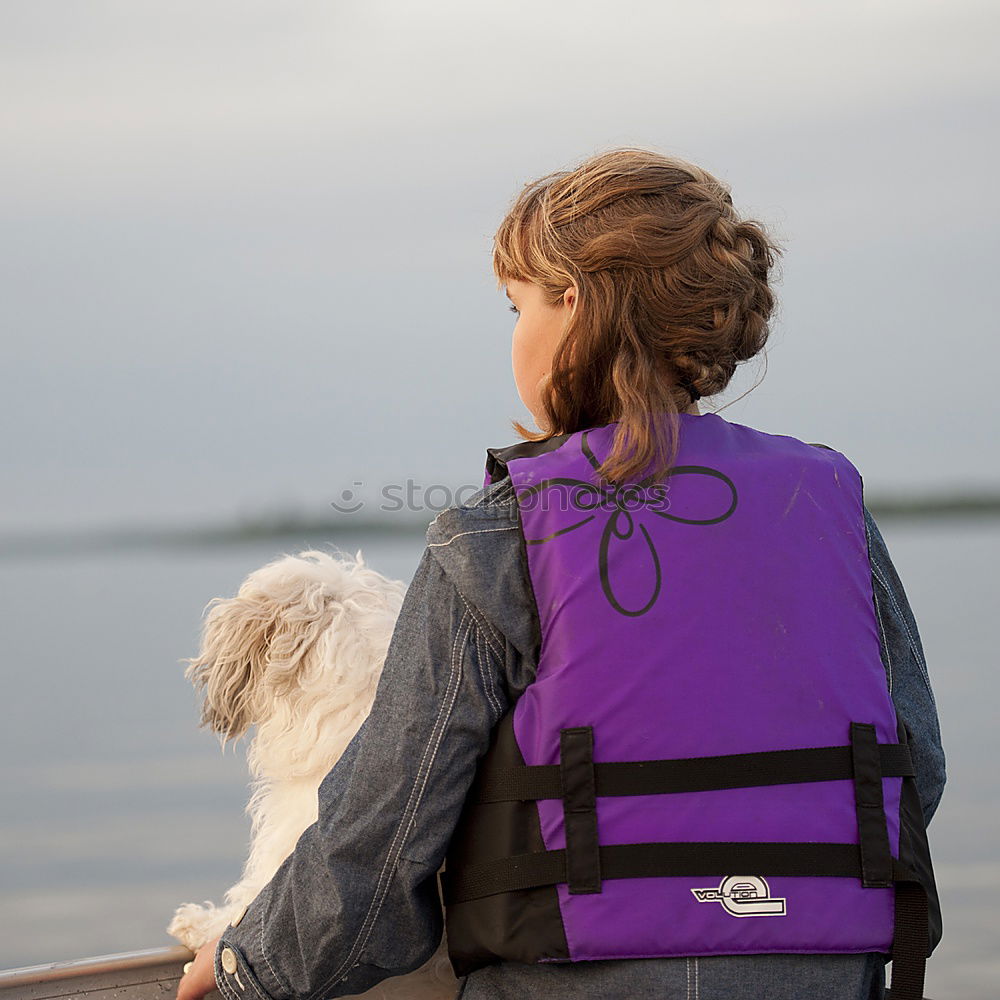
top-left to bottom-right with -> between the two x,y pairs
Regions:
0,944 -> 221,999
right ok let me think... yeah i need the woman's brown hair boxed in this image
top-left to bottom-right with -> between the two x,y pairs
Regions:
493,146 -> 783,484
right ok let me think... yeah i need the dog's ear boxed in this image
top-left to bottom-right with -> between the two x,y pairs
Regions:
181,588 -> 284,745
182,553 -> 355,745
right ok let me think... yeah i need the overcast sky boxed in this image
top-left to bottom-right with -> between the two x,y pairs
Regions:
2,1 -> 997,534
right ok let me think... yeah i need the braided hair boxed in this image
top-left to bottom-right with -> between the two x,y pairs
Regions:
493,146 -> 782,485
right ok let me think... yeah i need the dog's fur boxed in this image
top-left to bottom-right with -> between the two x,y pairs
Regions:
167,548 -> 458,998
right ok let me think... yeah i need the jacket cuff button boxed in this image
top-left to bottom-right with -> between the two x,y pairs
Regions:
230,904 -> 249,927
221,947 -> 238,975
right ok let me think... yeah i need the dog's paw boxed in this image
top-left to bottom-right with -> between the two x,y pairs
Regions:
167,901 -> 231,952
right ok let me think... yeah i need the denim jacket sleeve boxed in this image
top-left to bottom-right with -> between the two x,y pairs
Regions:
863,504 -> 947,826
212,477 -> 534,1000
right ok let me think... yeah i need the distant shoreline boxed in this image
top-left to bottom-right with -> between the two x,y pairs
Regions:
1,490 -> 998,560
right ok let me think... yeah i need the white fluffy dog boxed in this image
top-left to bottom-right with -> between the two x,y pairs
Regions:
167,548 -> 458,999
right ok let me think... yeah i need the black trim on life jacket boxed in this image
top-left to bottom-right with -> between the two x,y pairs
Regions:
851,722 -> 894,887
559,726 -> 601,894
891,714 -> 942,999
441,846 -> 931,1000
860,472 -> 943,982
440,720 -> 935,1000
441,840 -> 914,904
470,742 -> 915,803
441,710 -> 570,977
442,727 -> 920,906
485,431 -> 576,486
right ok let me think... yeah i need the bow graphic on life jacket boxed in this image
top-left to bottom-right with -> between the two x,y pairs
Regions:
517,430 -> 738,617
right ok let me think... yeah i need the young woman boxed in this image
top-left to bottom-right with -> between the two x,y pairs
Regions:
179,148 -> 945,1000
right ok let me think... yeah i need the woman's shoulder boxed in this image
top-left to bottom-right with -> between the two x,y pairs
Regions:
423,474 -> 539,669
425,475 -> 520,547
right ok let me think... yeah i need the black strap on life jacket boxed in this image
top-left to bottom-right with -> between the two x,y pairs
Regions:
559,726 -> 602,894
470,742 -> 916,803
441,724 -> 930,1000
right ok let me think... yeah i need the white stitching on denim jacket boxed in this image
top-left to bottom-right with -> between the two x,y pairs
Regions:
873,562 -> 940,707
399,611 -> 473,844
215,948 -> 269,1000
316,608 -> 472,995
686,957 -> 692,1000
474,624 -> 503,722
219,977 -> 239,1000
478,616 -> 504,664
488,480 -> 516,504
426,480 -> 516,531
870,567 -> 894,695
864,516 -> 894,696
319,609 -> 470,992
214,965 -> 237,1000
870,563 -> 928,683
471,480 -> 515,507
427,525 -> 518,547
484,628 -> 503,719
476,476 -> 516,503
455,588 -> 503,667
258,899 -> 284,996
239,953 -> 271,1000
459,589 -> 503,660
865,509 -> 934,697
694,956 -> 699,999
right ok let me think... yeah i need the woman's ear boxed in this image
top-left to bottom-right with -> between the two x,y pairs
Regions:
563,285 -> 578,312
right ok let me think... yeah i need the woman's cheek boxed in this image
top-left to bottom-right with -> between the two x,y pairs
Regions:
511,323 -> 537,408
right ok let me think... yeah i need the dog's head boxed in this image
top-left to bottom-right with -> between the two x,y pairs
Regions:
181,548 -> 406,747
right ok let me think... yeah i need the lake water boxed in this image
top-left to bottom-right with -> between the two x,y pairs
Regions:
0,519 -> 995,999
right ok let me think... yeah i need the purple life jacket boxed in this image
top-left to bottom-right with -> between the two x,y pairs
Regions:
440,411 -> 940,999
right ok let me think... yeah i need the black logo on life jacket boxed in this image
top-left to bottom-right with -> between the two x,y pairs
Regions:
691,875 -> 787,917
519,430 -> 738,617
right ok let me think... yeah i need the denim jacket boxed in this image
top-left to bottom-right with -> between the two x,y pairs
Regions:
213,471 -> 946,1000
